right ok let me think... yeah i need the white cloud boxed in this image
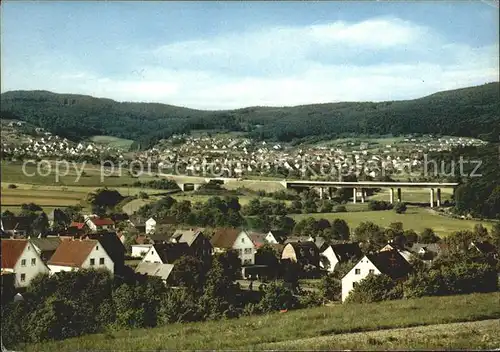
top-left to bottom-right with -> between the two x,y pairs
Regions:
1,17 -> 498,109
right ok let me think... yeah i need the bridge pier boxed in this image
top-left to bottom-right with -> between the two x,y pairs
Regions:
389,188 -> 394,204
436,188 -> 441,207
353,187 -> 357,204
429,188 -> 435,208
397,188 -> 402,203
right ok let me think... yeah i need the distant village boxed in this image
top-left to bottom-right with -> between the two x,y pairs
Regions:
1,120 -> 488,180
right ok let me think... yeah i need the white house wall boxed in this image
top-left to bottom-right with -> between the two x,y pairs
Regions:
142,246 -> 163,264
232,232 -> 255,265
131,244 -> 152,258
49,243 -> 114,275
13,243 -> 49,287
341,256 -> 381,302
320,247 -> 339,273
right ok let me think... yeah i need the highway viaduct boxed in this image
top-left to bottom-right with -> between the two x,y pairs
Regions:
170,176 -> 458,208
281,180 -> 459,208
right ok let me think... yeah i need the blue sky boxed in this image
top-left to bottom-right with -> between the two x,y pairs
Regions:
1,1 -> 498,109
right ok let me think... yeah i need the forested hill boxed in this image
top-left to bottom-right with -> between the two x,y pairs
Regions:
1,82 -> 499,148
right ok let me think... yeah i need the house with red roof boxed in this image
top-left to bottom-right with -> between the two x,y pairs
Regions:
210,228 -> 256,265
1,239 -> 49,287
84,216 -> 115,232
47,239 -> 114,274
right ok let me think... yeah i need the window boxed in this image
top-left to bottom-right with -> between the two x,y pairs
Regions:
99,258 -> 105,265
241,237 -> 245,243
353,282 -> 357,288
244,248 -> 252,254
96,246 -> 99,250
90,258 -> 95,266
238,249 -> 243,256
355,269 -> 361,275
21,259 -> 26,267
31,258 -> 36,266
20,274 -> 26,282
243,259 -> 251,265
369,269 -> 375,274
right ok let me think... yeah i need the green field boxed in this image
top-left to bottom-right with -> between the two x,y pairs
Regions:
292,206 -> 495,237
0,161 -> 158,186
90,135 -> 134,150
368,187 -> 454,204
20,292 -> 500,351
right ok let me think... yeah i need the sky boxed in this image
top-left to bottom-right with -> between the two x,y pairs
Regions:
1,1 -> 499,110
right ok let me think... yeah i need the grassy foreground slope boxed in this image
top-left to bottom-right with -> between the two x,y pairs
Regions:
22,292 -> 500,351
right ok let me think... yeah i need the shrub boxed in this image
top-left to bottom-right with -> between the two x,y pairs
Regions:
335,205 -> 347,212
298,290 -> 324,308
320,273 -> 341,301
258,281 -> 298,313
7,184 -> 17,189
394,202 -> 408,214
345,274 -> 403,304
368,200 -> 394,211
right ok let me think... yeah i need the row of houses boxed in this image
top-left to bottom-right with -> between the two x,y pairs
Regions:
2,220 -> 496,302
1,233 -> 121,288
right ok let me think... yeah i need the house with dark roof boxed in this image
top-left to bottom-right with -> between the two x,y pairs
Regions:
86,232 -> 126,272
211,228 -> 256,265
281,241 -> 320,269
1,239 -> 49,287
172,228 -> 212,265
320,242 -> 363,272
47,239 -> 114,274
1,216 -> 32,237
145,216 -> 176,235
407,242 -> 445,261
469,241 -> 497,258
341,250 -> 412,302
267,230 -> 288,244
141,243 -> 192,264
47,209 -> 70,228
29,237 -> 62,263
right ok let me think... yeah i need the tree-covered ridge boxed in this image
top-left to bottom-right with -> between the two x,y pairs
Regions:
1,82 -> 499,147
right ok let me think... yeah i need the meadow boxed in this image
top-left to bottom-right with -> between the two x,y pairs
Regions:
89,135 -> 134,150
20,292 -> 500,351
292,206 -> 495,237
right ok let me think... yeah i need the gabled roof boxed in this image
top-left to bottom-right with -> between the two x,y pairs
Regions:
86,232 -> 125,266
470,241 -> 497,255
152,243 -> 192,264
1,239 -> 28,269
268,230 -> 288,243
329,242 -> 363,263
248,232 -> 267,248
211,228 -> 243,249
69,222 -> 86,230
150,233 -> 173,243
366,250 -> 412,280
135,262 -> 174,281
1,217 -> 32,232
173,228 -> 205,246
87,218 -> 114,226
47,239 -> 98,267
408,243 -> 442,255
29,237 -> 62,252
284,236 -> 311,244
